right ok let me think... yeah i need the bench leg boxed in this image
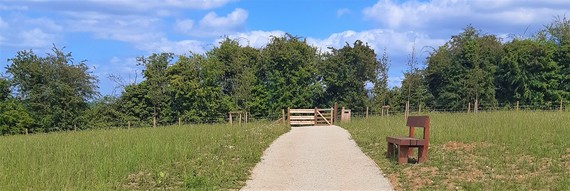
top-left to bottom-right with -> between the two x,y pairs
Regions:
387,142 -> 395,158
418,145 -> 429,163
397,145 -> 409,164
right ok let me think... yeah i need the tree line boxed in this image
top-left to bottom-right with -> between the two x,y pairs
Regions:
1,17 -> 569,135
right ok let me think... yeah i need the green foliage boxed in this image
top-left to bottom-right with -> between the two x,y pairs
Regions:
0,99 -> 34,135
259,34 -> 323,116
0,78 -> 10,101
370,48 -> 391,111
137,53 -> 174,127
322,40 -> 380,111
426,26 -> 502,110
496,39 -> 561,106
6,46 -> 98,132
168,54 -> 230,123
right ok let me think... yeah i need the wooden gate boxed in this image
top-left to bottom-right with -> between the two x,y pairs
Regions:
287,107 -> 333,126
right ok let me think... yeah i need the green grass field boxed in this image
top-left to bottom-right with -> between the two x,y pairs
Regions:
0,122 -> 288,190
342,111 -> 570,190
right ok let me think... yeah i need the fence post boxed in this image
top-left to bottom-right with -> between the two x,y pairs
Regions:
245,112 -> 248,124
287,107 -> 291,126
516,101 -> 519,112
333,102 -> 338,124
475,98 -> 479,113
366,107 -> 369,119
239,112 -> 242,126
314,107 -> 318,126
468,102 -> 471,113
25,128 -> 28,135
405,100 -> 410,122
128,121 -> 131,129
281,109 -> 285,125
178,117 -> 181,127
561,98 -> 564,112
229,112 -> 233,126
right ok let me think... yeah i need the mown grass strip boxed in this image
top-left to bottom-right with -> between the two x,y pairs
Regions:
0,122 -> 289,190
342,111 -> 570,190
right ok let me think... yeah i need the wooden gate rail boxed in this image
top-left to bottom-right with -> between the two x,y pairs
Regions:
287,107 -> 333,126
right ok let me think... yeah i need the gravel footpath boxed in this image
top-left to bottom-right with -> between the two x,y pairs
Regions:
242,125 -> 393,190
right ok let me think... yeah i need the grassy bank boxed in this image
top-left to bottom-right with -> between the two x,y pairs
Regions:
342,111 -> 570,190
0,122 -> 288,190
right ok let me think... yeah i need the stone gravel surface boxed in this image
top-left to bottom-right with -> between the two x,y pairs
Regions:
242,125 -> 393,190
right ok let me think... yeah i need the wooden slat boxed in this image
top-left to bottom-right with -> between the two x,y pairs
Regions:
290,116 -> 315,120
406,116 -> 430,128
290,121 -> 315,125
289,109 -> 316,114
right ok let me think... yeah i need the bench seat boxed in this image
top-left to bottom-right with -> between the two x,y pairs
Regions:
386,137 -> 428,146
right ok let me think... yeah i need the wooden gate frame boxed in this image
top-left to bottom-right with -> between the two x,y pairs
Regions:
287,107 -> 333,126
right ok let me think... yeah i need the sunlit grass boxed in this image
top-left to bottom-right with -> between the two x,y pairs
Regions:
0,122 -> 289,190
342,111 -> 570,190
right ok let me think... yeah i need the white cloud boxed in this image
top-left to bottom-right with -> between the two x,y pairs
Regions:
175,19 -> 194,33
215,30 -> 286,48
189,8 -> 248,36
336,8 -> 351,17
307,29 -> 445,54
363,0 -> 569,35
0,17 -> 7,28
141,38 -> 206,55
20,28 -> 56,48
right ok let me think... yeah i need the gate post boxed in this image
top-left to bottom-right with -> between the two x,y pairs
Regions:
314,107 -> 318,126
333,102 -> 338,124
287,107 -> 291,126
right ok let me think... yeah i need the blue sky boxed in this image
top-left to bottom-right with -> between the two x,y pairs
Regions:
0,0 -> 569,95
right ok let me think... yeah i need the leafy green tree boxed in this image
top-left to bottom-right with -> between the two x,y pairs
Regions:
321,40 -> 379,111
371,48 -> 390,111
80,96 -> 127,129
116,82 -> 153,127
0,99 -> 34,135
258,34 -> 322,117
208,38 -> 259,112
6,46 -> 98,132
168,53 -> 230,123
544,16 -> 570,100
496,38 -> 561,107
426,26 -> 501,110
0,78 -> 10,101
137,53 -> 174,127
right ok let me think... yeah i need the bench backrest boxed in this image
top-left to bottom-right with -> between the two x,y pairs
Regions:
407,116 -> 430,141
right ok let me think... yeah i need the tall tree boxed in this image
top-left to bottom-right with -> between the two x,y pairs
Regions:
259,34 -> 322,117
208,38 -> 259,112
137,53 -> 173,127
371,48 -> 390,111
545,16 -> 570,100
321,40 -> 379,111
426,26 -> 502,110
6,46 -> 98,132
496,39 -> 560,107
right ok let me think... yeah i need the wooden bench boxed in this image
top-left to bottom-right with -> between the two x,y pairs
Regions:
386,116 -> 430,164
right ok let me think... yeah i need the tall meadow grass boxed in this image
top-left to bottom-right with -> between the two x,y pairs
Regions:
0,122 -> 288,190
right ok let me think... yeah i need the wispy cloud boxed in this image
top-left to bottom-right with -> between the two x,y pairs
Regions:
336,8 -> 351,17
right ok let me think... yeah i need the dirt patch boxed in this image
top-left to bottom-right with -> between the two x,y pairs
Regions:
123,170 -> 183,190
402,166 -> 438,190
123,171 -> 154,190
388,174 -> 402,191
441,141 -> 491,153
